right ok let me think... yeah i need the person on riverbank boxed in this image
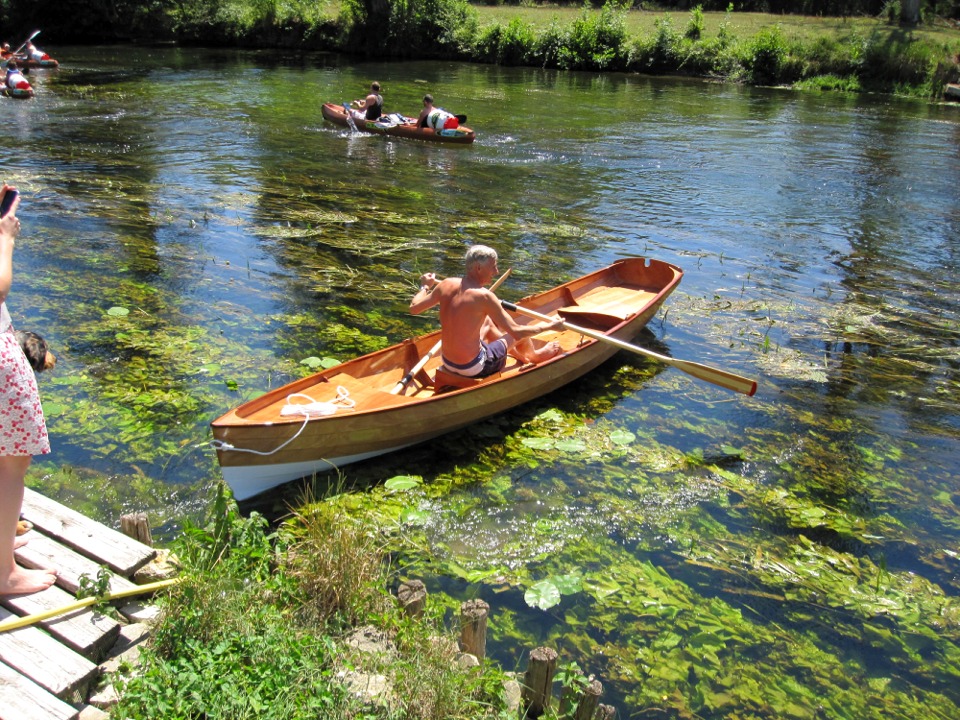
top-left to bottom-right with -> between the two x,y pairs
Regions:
410,245 -> 564,378
0,185 -> 57,595
346,81 -> 384,122
416,94 -> 459,132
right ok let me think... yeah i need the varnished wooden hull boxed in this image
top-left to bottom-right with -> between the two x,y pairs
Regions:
321,102 -> 475,144
211,257 -> 683,500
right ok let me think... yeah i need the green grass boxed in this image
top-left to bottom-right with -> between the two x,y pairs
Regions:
111,486 -> 516,720
473,5 -> 960,46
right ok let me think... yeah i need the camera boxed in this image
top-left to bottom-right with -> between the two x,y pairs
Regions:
0,189 -> 19,218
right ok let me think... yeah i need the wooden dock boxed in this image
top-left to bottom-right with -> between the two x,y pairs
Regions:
0,488 -> 159,720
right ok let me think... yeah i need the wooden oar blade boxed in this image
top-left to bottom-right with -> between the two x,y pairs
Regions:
671,358 -> 757,396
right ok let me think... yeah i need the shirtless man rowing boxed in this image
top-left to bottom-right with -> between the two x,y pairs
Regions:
409,245 -> 563,378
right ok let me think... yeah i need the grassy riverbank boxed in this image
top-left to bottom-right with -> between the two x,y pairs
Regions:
111,487 -> 525,719
465,3 -> 960,97
7,0 -> 960,98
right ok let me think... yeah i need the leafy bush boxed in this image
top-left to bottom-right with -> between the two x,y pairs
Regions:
533,19 -> 572,69
475,17 -> 537,65
557,2 -> 629,70
686,4 -> 705,41
795,74 -> 863,92
344,0 -> 478,58
744,25 -> 788,86
630,15 -> 681,74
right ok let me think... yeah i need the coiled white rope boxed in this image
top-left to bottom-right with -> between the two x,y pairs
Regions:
211,386 -> 354,457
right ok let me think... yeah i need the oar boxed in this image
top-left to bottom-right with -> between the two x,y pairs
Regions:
12,30 -> 40,58
501,300 -> 758,397
390,268 -> 512,395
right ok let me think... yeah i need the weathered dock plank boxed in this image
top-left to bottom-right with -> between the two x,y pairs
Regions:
0,490 -> 163,717
15,532 -> 139,597
0,607 -> 98,700
21,489 -> 155,575
0,660 -> 78,720
0,581 -> 120,660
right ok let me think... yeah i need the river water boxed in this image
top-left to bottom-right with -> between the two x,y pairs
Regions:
3,46 -> 959,717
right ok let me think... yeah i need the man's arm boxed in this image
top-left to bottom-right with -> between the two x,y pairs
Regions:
484,291 -> 562,338
410,274 -> 441,315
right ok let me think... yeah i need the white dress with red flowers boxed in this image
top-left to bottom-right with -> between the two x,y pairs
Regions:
0,302 -> 49,456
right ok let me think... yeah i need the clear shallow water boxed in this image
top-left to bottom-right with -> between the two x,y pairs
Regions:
2,46 -> 959,717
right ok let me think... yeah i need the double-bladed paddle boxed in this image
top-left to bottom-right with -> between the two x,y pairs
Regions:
12,30 -> 40,58
390,268 -> 512,395
501,300 -> 758,397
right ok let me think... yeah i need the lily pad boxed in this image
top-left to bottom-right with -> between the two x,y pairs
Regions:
384,475 -> 421,492
525,580 -> 562,610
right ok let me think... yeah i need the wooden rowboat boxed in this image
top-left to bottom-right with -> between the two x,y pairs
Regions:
211,257 -> 683,500
321,102 -> 476,144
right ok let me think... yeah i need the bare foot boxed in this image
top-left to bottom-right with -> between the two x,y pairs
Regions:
13,535 -> 29,549
0,566 -> 57,595
528,340 -> 563,364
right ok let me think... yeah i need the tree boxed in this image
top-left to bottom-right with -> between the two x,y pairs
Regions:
900,0 -> 921,24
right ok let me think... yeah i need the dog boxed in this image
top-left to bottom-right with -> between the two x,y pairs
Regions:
15,330 -> 56,372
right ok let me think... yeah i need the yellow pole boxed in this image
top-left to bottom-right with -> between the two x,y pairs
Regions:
0,577 -> 180,633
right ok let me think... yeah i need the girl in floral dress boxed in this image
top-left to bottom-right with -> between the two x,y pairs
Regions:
0,184 -> 57,595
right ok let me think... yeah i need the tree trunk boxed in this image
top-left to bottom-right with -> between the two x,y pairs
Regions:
900,0 -> 920,25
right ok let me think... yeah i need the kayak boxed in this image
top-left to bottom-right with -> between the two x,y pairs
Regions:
2,86 -> 33,99
211,257 -> 683,500
1,54 -> 59,69
321,102 -> 476,144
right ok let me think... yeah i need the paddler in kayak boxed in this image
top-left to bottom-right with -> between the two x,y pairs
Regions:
21,42 -> 53,66
416,94 -> 461,132
345,81 -> 384,123
4,61 -> 32,94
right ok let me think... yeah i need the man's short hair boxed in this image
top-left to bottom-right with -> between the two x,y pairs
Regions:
465,245 -> 497,270
371,81 -> 380,91
423,94 -> 433,104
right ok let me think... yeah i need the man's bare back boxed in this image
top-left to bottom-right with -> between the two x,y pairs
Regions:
409,246 -> 564,374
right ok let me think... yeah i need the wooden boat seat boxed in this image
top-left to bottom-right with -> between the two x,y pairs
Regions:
557,285 -> 647,331
557,306 -> 625,331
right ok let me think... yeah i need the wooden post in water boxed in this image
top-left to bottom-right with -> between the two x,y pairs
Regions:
574,678 -> 603,720
459,598 -> 489,661
397,579 -> 427,618
521,646 -> 558,718
594,704 -> 616,719
559,674 -> 607,719
120,512 -> 153,547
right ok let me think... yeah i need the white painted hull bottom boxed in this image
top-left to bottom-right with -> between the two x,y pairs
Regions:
221,442 -> 416,501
